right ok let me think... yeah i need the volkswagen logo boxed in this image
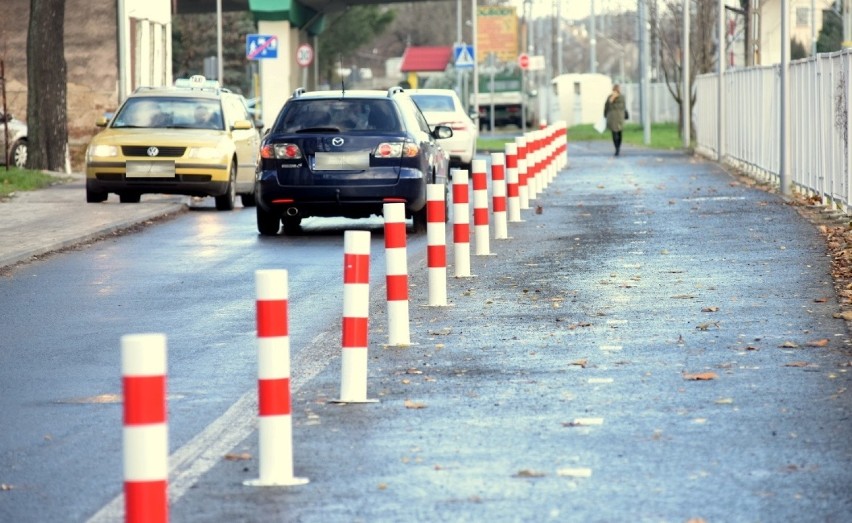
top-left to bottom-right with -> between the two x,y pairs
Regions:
147,146 -> 160,157
331,137 -> 345,147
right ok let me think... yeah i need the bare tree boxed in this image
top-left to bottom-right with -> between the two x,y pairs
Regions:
27,0 -> 67,171
653,0 -> 718,137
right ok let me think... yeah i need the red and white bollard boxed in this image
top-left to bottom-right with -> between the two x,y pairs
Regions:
505,142 -> 521,223
490,152 -> 508,240
527,131 -> 540,198
383,203 -> 410,346
426,184 -> 448,306
471,159 -> 491,256
337,230 -> 376,403
451,168 -> 471,277
516,136 -> 530,210
244,270 -> 309,487
558,120 -> 568,170
122,333 -> 168,523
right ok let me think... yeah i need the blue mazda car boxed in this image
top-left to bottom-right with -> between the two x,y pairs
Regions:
255,87 -> 452,236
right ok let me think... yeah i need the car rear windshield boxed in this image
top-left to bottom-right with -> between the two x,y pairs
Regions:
410,94 -> 456,112
274,99 -> 400,133
111,97 -> 224,130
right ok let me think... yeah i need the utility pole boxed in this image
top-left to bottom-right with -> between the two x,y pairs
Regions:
683,0 -> 690,149
590,0 -> 597,73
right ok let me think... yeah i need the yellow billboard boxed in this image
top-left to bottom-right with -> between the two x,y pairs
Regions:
476,5 -> 519,65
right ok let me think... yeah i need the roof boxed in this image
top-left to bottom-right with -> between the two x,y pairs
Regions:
400,47 -> 452,73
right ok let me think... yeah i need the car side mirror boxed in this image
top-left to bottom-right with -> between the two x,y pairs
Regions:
433,125 -> 453,139
95,116 -> 110,127
232,120 -> 252,130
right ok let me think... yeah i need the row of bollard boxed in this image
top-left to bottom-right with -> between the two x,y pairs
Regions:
119,121 -> 567,522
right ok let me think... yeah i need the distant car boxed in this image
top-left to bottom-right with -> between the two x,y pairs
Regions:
409,88 -> 477,172
255,87 -> 452,236
0,110 -> 28,168
84,75 -> 260,210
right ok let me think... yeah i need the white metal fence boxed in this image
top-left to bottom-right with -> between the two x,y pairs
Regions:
695,50 -> 852,212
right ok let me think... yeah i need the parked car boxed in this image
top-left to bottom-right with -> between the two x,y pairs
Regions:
255,87 -> 452,236
0,110 -> 28,168
84,75 -> 260,210
409,88 -> 477,172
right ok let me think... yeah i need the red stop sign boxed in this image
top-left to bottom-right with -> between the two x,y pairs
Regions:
518,53 -> 529,70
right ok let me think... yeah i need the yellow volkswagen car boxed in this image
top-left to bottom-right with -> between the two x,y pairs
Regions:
85,76 -> 260,210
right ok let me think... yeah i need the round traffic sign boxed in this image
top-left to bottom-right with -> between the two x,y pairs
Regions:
296,44 -> 314,67
518,53 -> 529,70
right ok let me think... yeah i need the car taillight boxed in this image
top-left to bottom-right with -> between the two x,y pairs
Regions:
261,143 -> 302,159
402,142 -> 420,157
373,142 -> 403,158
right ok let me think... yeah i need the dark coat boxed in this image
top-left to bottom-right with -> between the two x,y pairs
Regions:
604,93 -> 626,132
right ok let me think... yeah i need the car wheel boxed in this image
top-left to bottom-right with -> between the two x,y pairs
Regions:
412,207 -> 427,234
256,205 -> 280,236
281,216 -> 302,236
86,184 -> 108,203
11,140 -> 27,168
215,162 -> 237,211
240,192 -> 256,207
119,193 -> 141,203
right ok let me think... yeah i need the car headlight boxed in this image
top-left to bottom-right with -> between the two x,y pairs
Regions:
87,144 -> 118,160
187,146 -> 224,160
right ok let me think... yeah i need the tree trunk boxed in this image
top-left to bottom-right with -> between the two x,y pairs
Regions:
27,0 -> 67,171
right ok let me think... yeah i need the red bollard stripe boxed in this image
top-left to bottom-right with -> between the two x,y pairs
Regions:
493,198 -> 507,212
452,184 -> 469,203
427,200 -> 445,222
125,480 -> 168,523
343,254 -> 370,284
453,223 -> 470,243
474,208 -> 489,225
427,244 -> 446,267
258,377 -> 292,416
386,274 -> 409,301
257,300 -> 288,338
342,316 -> 369,347
123,376 -> 166,425
384,222 -> 407,249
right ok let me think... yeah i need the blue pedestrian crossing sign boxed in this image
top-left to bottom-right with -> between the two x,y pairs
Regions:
454,44 -> 475,69
246,34 -> 278,60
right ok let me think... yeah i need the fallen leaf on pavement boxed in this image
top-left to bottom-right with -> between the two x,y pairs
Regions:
683,372 -> 718,381
224,453 -> 252,461
814,297 -> 829,303
513,469 -> 547,478
785,361 -> 810,367
404,399 -> 427,409
807,338 -> 829,347
1,484 -> 14,491
715,397 -> 734,404
833,311 -> 852,320
779,341 -> 800,348
671,294 -> 696,299
569,358 -> 588,368
701,306 -> 719,312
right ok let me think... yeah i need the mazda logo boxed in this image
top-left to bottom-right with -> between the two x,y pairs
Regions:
147,146 -> 160,157
331,137 -> 345,147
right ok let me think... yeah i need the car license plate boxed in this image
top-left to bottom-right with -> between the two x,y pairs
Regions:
126,160 -> 176,178
313,152 -> 369,171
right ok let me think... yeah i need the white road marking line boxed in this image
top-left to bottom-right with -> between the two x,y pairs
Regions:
599,345 -> 623,352
588,377 -> 614,384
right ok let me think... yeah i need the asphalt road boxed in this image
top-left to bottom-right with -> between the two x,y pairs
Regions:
1,141 -> 850,522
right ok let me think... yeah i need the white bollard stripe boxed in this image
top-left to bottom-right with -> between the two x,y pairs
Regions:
339,349 -> 369,399
342,284 -> 370,317
255,269 -> 287,301
258,337 -> 291,379
385,248 -> 408,275
123,424 -> 169,480
344,231 -> 371,255
121,334 -> 167,376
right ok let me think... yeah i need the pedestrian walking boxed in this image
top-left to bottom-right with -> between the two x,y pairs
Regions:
604,84 -> 627,156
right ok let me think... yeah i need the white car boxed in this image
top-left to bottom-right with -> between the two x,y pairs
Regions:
409,89 -> 477,172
